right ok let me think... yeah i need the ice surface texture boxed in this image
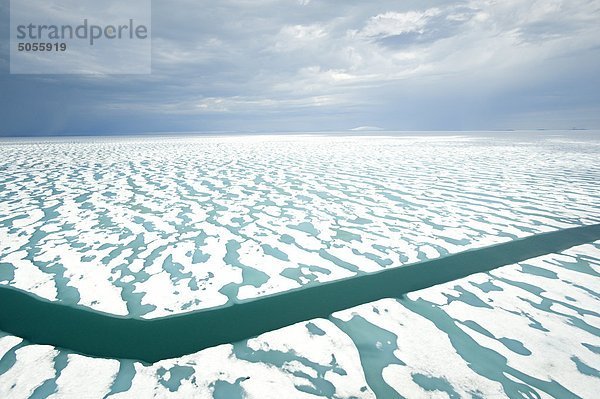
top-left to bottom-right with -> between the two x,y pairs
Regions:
0,133 -> 599,318
0,132 -> 599,398
1,223 -> 598,362
0,241 -> 598,398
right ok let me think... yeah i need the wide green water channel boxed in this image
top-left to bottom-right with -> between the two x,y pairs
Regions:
1,224 -> 599,363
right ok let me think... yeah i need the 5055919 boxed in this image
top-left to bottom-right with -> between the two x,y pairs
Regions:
17,42 -> 67,52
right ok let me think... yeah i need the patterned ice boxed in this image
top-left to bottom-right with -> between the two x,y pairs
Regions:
0,132 -> 599,397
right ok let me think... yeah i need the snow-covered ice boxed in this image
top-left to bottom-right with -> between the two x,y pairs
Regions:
0,132 -> 599,397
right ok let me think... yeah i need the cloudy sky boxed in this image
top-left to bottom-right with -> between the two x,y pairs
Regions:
1,0 -> 599,136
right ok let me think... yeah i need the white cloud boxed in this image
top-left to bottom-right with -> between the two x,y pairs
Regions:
356,9 -> 442,39
272,24 -> 327,52
2,0 -> 600,133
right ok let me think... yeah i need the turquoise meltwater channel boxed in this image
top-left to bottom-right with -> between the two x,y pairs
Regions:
1,223 -> 599,363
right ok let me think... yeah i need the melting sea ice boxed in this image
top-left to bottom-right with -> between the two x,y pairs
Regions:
0,131 -> 599,398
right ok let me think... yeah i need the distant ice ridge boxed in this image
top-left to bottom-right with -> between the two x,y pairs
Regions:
0,132 -> 599,318
0,240 -> 598,398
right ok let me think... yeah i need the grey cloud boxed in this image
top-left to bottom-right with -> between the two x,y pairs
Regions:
1,0 -> 599,135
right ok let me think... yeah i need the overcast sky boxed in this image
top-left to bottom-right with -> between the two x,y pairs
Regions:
1,0 -> 600,136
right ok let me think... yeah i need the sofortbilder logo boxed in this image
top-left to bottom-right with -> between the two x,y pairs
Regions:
10,0 -> 151,74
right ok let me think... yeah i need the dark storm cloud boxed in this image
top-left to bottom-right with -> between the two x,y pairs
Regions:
0,0 -> 599,135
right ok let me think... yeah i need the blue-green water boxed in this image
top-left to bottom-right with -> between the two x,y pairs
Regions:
0,224 -> 598,364
0,133 -> 599,398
